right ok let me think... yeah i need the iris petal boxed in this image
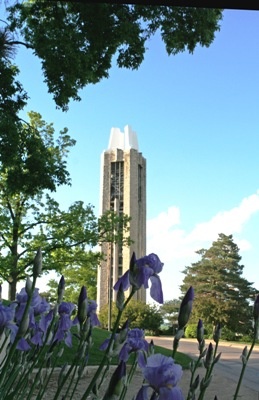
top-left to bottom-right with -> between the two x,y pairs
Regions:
114,253 -> 164,305
114,271 -> 130,291
150,275 -> 164,304
159,387 -> 184,400
17,338 -> 31,351
135,385 -> 149,400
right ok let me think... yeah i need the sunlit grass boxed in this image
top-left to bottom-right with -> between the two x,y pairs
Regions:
56,327 -> 192,368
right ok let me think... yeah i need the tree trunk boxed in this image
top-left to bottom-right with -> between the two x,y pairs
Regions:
8,280 -> 17,301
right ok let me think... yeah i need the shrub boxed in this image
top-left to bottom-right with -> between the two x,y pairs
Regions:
185,324 -> 197,338
221,326 -> 237,341
99,300 -> 163,334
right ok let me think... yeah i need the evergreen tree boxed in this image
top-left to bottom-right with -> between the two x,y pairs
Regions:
160,299 -> 180,325
181,233 -> 257,334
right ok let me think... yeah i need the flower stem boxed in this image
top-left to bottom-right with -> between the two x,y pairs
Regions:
186,354 -> 203,400
80,290 -> 135,400
25,309 -> 62,399
233,321 -> 258,400
0,277 -> 37,389
198,342 -> 219,400
119,353 -> 138,400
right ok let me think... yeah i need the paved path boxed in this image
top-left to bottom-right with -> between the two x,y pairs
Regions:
147,336 -> 259,399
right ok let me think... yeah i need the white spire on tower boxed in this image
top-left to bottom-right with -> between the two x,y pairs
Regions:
107,125 -> 139,151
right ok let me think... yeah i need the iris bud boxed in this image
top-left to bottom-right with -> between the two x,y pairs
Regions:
117,319 -> 129,344
148,339 -> 155,355
33,248 -> 42,278
241,346 -> 248,365
253,295 -> 259,322
178,286 -> 194,329
58,275 -> 65,303
213,322 -> 222,344
78,286 -> 88,325
116,282 -> 125,311
25,277 -> 33,295
18,312 -> 29,337
197,319 -> 205,354
191,374 -> 200,391
103,361 -> 126,399
129,252 -> 141,290
204,342 -> 213,369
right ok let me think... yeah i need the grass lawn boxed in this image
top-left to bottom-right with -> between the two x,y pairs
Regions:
56,327 -> 192,369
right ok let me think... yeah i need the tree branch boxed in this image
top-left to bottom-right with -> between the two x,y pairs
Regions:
0,233 -> 12,252
6,199 -> 15,222
19,220 -> 49,236
44,239 -> 89,254
6,40 -> 33,49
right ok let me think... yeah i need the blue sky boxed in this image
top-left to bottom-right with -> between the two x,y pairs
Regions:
3,8 -> 259,302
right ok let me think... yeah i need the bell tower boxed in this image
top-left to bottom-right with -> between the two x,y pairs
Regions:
97,126 -> 146,314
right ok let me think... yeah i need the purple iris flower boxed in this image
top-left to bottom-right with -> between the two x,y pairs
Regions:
137,354 -> 184,400
135,386 -> 149,400
136,254 -> 164,304
14,288 -> 50,350
16,288 -> 48,313
100,337 -> 111,351
99,332 -> 127,357
30,309 -> 55,346
99,334 -> 117,351
0,302 -> 18,341
53,302 -> 75,347
87,300 -> 100,327
15,288 -> 50,329
114,271 -> 131,292
39,309 -> 54,333
119,328 -> 149,364
0,303 -> 15,330
114,253 -> 164,304
17,337 -> 31,351
33,296 -> 50,316
73,300 -> 100,328
100,320 -> 129,356
30,330 -> 43,346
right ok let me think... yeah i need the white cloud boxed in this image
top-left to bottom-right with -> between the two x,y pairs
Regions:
147,191 -> 259,301
186,191 -> 259,244
147,206 -> 180,236
235,239 -> 251,252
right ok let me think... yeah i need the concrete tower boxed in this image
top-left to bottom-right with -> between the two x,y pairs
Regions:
97,125 -> 146,313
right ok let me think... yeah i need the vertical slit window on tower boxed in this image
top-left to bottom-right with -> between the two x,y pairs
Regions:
110,161 -> 124,202
138,164 -> 142,202
118,245 -> 123,277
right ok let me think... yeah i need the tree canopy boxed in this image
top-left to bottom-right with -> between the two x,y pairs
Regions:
181,233 -> 258,334
44,250 -> 100,304
0,110 -> 74,195
2,3 -> 223,110
159,299 -> 180,325
0,111 -> 131,300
